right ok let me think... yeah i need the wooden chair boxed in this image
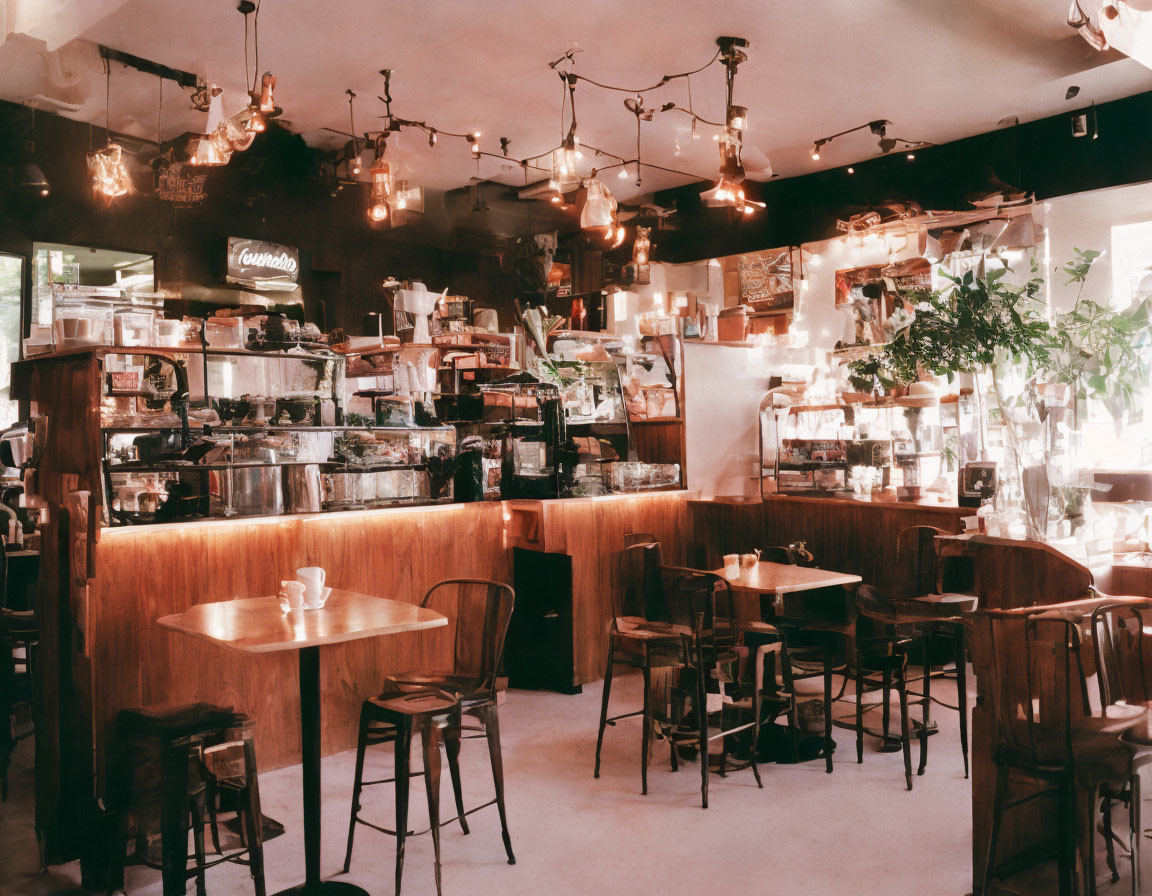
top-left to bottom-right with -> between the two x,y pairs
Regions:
343,579 -> 516,895
594,540 -> 690,794
976,604 -> 1147,896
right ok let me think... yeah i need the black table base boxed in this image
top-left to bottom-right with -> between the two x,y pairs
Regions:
272,645 -> 371,896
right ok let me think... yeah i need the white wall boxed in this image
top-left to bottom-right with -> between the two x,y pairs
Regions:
683,342 -> 767,498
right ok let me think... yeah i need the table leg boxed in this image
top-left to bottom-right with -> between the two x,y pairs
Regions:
274,646 -> 369,896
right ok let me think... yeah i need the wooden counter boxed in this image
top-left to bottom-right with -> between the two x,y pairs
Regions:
60,491 -> 696,812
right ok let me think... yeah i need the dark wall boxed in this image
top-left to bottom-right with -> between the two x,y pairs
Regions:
652,88 -> 1152,263
0,100 -> 515,336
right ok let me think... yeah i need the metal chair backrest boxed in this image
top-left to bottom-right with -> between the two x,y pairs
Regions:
657,564 -> 737,651
420,579 -> 515,702
617,541 -> 664,622
1090,601 -> 1151,714
973,609 -> 1083,768
760,544 -> 814,567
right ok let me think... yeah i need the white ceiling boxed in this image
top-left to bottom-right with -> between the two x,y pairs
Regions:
3,0 -> 1152,202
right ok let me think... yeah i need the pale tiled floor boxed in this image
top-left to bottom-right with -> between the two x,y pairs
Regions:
0,671 -> 1137,896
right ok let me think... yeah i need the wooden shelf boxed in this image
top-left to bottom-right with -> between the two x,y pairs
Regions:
630,417 -> 683,425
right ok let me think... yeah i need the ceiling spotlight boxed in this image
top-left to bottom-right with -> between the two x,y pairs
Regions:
906,152 -> 915,161
846,166 -> 855,174
468,132 -> 481,155
811,143 -> 822,161
21,154 -> 50,197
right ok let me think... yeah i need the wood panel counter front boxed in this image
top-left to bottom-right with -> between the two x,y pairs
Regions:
84,492 -> 696,787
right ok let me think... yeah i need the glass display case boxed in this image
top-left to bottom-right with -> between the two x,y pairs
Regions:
98,346 -> 455,526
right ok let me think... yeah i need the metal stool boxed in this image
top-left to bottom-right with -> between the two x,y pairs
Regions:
111,703 -> 265,896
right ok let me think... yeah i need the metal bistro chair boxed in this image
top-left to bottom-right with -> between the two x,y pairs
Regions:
1088,599 -> 1152,893
594,538 -> 691,794
662,564 -> 762,808
343,579 -> 516,896
978,604 -> 1147,896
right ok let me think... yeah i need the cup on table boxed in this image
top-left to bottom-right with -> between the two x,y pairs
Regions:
279,580 -> 306,612
296,566 -> 328,609
723,554 -> 740,580
739,553 -> 758,581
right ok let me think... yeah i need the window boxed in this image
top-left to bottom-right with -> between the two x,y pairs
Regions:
0,254 -> 23,428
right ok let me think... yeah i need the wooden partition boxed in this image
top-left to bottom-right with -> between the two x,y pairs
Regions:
688,495 -> 968,596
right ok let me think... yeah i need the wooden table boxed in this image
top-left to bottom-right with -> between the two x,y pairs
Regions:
712,561 -> 862,597
159,590 -> 447,896
711,561 -> 862,774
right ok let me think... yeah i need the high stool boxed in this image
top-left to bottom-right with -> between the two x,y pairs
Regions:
344,579 -> 517,894
348,688 -> 460,896
594,539 -> 688,794
111,703 -> 265,896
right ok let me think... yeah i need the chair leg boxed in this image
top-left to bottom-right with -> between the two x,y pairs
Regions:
444,709 -> 469,835
955,627 -> 970,780
159,744 -> 192,896
897,660 -> 913,792
1103,795 -> 1120,884
394,719 -> 413,896
1131,773 -> 1141,896
421,722 -> 444,896
982,762 -> 1008,895
641,651 -> 652,796
1056,778 -> 1075,896
881,666 -> 892,742
593,644 -> 614,780
855,662 -> 864,764
483,705 -> 515,865
342,705 -> 371,874
241,738 -> 266,896
918,632 -> 931,777
697,658 -> 709,809
823,641 -> 834,775
189,790 -> 208,896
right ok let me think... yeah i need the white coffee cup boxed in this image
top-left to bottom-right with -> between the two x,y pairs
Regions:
296,567 -> 327,608
279,580 -> 306,611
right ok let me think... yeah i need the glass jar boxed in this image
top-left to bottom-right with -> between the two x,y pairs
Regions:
54,300 -> 112,348
114,307 -> 156,347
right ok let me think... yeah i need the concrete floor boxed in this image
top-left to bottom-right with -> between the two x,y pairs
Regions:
0,670 -> 1135,896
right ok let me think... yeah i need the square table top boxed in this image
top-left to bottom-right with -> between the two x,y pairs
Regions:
711,561 -> 862,596
157,589 -> 447,654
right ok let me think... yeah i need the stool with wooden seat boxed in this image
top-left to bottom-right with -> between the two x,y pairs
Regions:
110,703 -> 265,896
343,579 -> 516,895
594,539 -> 690,794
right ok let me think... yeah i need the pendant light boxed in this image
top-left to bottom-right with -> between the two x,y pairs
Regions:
187,87 -> 232,166
701,133 -> 746,207
580,174 -> 617,230
89,55 -> 131,197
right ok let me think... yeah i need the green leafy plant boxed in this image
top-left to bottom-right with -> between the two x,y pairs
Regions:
1047,248 -> 1152,424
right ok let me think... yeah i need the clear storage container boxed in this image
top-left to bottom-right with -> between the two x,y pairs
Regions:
54,300 -> 112,348
114,307 -> 156,347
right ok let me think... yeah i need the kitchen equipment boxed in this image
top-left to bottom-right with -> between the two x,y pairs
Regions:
225,466 -> 283,517
283,464 -> 323,513
205,316 -> 244,349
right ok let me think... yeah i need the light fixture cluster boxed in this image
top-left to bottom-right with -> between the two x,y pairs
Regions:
90,52 -> 132,198
187,3 -> 282,168
809,119 -> 931,169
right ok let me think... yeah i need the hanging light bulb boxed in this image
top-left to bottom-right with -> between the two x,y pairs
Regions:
609,224 -> 627,249
187,86 -> 233,166
468,131 -> 481,156
257,72 -> 277,114
811,142 -> 822,161
580,175 -> 617,230
701,134 -> 746,207
631,225 -> 652,285
726,105 -> 748,132
367,139 -> 393,222
87,142 -> 131,198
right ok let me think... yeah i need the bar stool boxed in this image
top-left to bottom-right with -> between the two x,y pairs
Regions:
110,703 -> 265,896
594,539 -> 690,794
343,579 -> 517,895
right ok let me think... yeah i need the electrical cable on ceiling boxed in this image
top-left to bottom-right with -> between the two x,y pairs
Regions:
563,49 -> 721,93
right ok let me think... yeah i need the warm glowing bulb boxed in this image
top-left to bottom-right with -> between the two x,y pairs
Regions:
618,168 -> 629,179
906,152 -> 915,161
847,166 -> 854,174
396,195 -> 407,210
811,148 -> 821,161
368,203 -> 388,222
40,188 -> 49,196
550,195 -> 561,203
